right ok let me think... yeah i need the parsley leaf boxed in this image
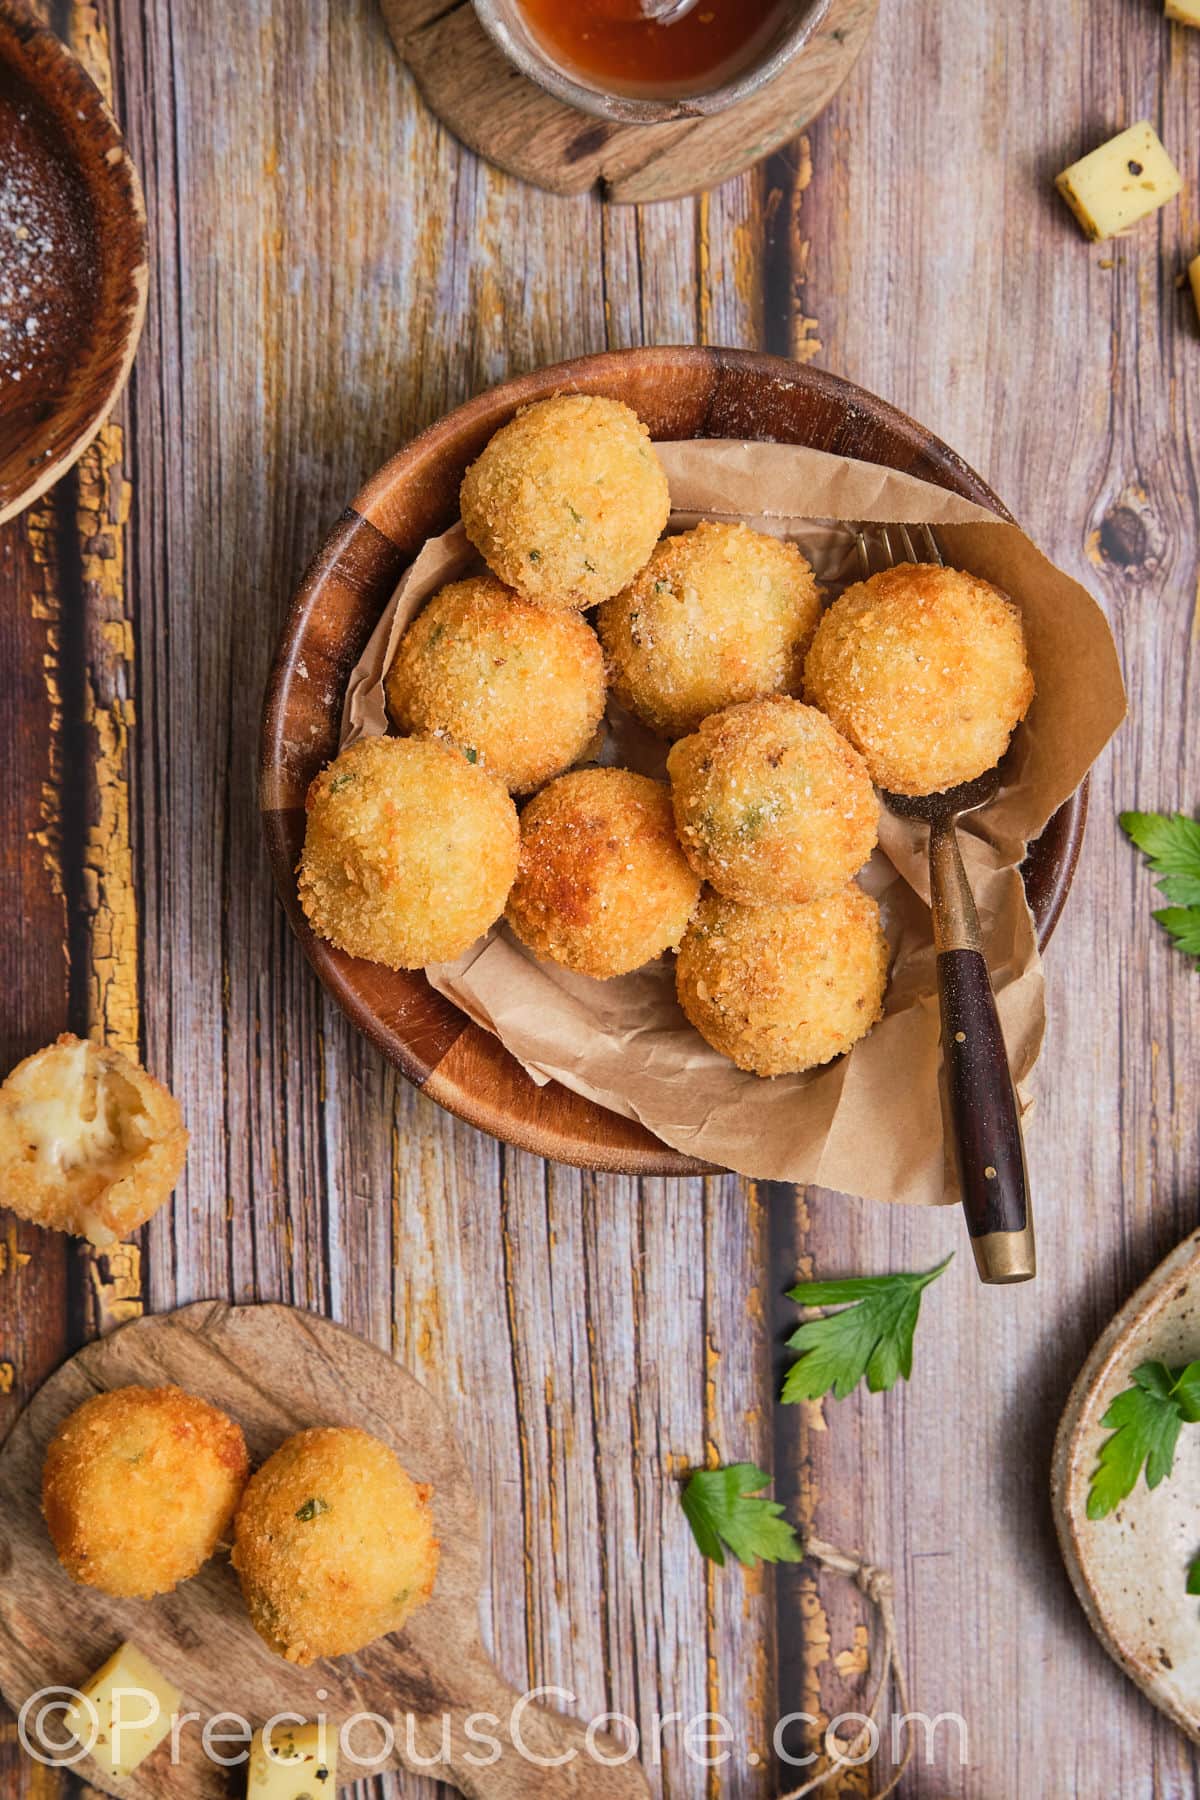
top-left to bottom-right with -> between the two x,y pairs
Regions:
1120,811 -> 1200,964
680,1463 -> 804,1569
1087,1361 -> 1190,1520
781,1256 -> 952,1403
1189,1554 -> 1200,1597
295,1496 -> 330,1522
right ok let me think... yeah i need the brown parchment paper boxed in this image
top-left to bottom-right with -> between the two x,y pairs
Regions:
339,442 -> 1126,1205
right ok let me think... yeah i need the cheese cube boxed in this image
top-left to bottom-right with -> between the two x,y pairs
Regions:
1190,254 -> 1200,323
1166,0 -> 1200,24
1056,122 -> 1183,239
65,1641 -> 182,1780
248,1721 -> 338,1798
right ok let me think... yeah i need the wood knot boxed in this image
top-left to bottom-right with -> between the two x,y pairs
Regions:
1089,486 -> 1165,582
1099,505 -> 1149,568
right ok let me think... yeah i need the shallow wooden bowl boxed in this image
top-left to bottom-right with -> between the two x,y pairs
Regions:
0,0 -> 148,525
260,347 -> 1087,1176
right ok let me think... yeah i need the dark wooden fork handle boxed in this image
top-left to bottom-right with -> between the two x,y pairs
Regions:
938,948 -> 1035,1283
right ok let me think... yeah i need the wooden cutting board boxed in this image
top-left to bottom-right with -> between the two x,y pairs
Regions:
0,1302 -> 648,1799
380,0 -> 877,203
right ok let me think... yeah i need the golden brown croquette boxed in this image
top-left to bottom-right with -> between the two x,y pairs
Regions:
675,887 -> 889,1076
42,1386 -> 249,1598
667,699 -> 879,906
0,1035 -> 188,1247
298,736 -> 519,969
231,1426 -> 439,1666
384,575 -> 606,794
803,562 -> 1034,796
505,767 -> 701,979
597,521 -> 823,739
459,395 -> 670,608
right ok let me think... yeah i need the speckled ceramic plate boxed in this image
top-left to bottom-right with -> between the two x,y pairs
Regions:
1053,1228 -> 1200,1741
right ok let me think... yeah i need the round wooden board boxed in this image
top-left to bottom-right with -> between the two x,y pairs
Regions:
259,345 -> 1089,1178
1052,1230 -> 1200,1744
380,0 -> 877,203
0,1302 -> 648,1800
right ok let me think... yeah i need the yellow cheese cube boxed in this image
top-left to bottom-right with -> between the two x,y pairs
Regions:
248,1721 -> 338,1798
1056,122 -> 1183,240
65,1641 -> 182,1780
1190,254 -> 1200,323
1166,0 -> 1200,23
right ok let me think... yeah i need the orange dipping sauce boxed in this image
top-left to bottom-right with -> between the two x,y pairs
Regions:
516,0 -> 794,100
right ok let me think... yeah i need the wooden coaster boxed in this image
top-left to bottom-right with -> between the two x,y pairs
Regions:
0,1302 -> 648,1800
381,0 -> 877,203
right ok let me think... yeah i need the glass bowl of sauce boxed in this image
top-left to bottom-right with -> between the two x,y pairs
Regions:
473,0 -> 830,123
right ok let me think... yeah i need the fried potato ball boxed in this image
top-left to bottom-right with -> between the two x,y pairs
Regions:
505,767 -> 701,979
0,1035 -> 187,1247
384,575 -> 606,794
667,699 -> 879,906
459,394 -> 670,608
597,521 -> 823,739
298,735 -> 519,969
231,1426 -> 439,1666
676,887 -> 889,1077
42,1385 -> 249,1598
803,562 -> 1035,796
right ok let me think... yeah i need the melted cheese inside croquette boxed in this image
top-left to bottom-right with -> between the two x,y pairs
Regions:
675,888 -> 889,1076
459,394 -> 670,608
598,521 -> 823,739
231,1426 -> 440,1666
297,736 -> 519,969
0,1035 -> 188,1246
42,1385 -> 249,1598
385,575 -> 606,793
803,562 -> 1034,797
505,767 -> 701,979
667,698 -> 878,906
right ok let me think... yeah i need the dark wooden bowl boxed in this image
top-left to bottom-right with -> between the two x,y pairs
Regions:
261,348 -> 1087,1177
0,0 -> 147,524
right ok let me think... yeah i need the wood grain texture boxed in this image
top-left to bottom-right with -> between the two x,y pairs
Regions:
0,1302 -> 649,1800
0,1 -> 1194,1799
381,0 -> 875,203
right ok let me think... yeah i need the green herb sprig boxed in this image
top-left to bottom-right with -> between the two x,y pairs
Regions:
1120,810 -> 1200,966
781,1256 -> 952,1403
680,1463 -> 803,1569
1087,1360 -> 1200,1520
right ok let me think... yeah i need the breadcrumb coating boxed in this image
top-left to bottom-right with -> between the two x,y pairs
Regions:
803,562 -> 1034,796
0,1034 -> 187,1246
667,699 -> 878,906
298,736 -> 519,969
460,394 -> 670,608
42,1385 -> 249,1598
385,575 -> 606,793
232,1426 -> 439,1666
676,887 -> 888,1076
597,521 -> 823,739
505,767 -> 701,979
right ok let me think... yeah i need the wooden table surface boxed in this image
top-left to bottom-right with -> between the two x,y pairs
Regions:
1,2 -> 1198,1796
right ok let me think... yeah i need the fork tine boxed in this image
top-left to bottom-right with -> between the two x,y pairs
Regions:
855,521 -> 944,577
854,529 -> 872,579
919,522 -> 944,566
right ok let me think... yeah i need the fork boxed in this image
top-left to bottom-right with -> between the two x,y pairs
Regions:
854,524 -> 1035,1285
